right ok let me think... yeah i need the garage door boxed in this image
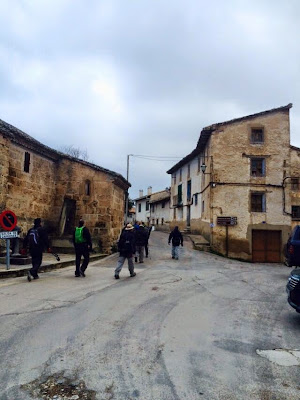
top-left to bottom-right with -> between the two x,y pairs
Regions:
252,230 -> 281,263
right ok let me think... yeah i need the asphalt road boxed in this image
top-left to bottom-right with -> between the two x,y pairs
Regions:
0,231 -> 299,400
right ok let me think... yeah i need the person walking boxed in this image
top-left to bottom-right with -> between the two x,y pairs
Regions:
115,223 -> 136,279
23,218 -> 51,281
73,219 -> 92,277
135,221 -> 148,263
168,226 -> 183,260
145,224 -> 152,258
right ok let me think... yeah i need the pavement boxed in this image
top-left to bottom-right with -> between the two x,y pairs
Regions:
0,252 -> 108,279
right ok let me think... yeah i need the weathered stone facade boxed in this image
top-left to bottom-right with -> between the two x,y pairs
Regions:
0,119 -> 129,253
168,104 -> 300,262
290,145 -> 300,229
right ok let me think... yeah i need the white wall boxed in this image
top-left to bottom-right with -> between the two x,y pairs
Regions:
150,200 -> 170,225
170,156 -> 203,223
135,198 -> 150,224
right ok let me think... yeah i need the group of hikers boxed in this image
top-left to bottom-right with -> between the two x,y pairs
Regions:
114,221 -> 152,279
21,218 -> 183,281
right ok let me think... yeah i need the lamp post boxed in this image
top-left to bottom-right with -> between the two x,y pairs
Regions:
125,154 -> 133,225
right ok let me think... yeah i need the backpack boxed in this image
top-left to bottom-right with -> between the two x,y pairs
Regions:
28,228 -> 40,249
120,232 -> 132,253
75,226 -> 85,244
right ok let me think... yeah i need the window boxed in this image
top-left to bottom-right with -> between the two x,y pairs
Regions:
178,184 -> 182,204
291,178 -> 300,191
251,192 -> 266,212
162,201 -> 165,208
146,201 -> 149,211
173,208 -> 176,219
24,152 -> 30,173
187,164 -> 190,179
172,173 -> 176,185
198,156 -> 201,172
251,128 -> 264,143
151,204 -> 154,212
179,169 -> 182,181
292,206 -> 300,220
138,203 -> 141,212
195,193 -> 198,206
85,180 -> 91,195
161,218 -> 164,225
187,180 -> 191,201
251,158 -> 265,177
202,200 -> 205,213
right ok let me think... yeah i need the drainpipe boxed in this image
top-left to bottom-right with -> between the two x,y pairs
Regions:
282,176 -> 293,216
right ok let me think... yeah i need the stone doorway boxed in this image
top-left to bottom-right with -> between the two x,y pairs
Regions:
59,198 -> 77,236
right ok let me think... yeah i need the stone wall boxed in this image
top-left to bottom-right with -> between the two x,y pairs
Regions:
1,141 -> 57,235
0,132 -> 127,254
290,146 -> 300,229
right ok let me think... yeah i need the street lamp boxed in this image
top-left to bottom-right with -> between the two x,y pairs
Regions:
201,164 -> 211,174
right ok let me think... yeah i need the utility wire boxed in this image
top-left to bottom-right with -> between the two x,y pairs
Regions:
129,154 -> 183,162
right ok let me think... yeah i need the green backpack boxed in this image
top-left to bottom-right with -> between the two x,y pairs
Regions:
75,226 -> 85,244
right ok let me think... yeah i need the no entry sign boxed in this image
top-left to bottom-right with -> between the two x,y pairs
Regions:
0,210 -> 17,231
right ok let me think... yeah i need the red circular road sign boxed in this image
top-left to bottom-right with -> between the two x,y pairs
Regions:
0,210 -> 17,231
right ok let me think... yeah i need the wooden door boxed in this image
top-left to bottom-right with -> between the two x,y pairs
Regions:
252,230 -> 281,263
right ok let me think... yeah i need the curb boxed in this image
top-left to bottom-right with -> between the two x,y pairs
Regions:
0,254 -> 109,279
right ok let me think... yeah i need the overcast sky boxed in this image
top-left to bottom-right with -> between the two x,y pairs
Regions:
1,0 -> 299,199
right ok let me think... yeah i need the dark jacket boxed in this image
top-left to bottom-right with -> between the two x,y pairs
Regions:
72,226 -> 92,249
118,229 -> 136,257
135,226 -> 148,246
168,228 -> 183,247
24,225 -> 49,253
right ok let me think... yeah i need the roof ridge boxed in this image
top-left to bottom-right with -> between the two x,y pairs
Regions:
203,103 -> 292,131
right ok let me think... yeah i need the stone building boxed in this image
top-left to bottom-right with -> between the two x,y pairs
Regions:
290,145 -> 300,229
167,104 -> 300,263
0,119 -> 130,253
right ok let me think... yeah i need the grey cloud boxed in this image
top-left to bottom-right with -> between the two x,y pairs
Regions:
0,0 -> 299,198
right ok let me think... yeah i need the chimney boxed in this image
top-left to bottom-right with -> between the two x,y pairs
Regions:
139,189 -> 143,198
147,186 -> 152,195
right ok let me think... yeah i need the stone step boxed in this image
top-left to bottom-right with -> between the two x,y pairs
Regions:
194,244 -> 211,252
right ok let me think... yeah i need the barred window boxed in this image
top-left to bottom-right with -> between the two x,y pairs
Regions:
251,158 -> 265,177
292,206 -> 300,220
251,192 -> 266,212
251,128 -> 264,143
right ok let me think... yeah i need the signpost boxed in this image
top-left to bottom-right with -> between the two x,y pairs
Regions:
217,216 -> 238,257
0,210 -> 18,270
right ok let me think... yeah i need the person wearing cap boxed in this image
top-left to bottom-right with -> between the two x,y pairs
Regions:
114,223 -> 136,279
23,218 -> 51,281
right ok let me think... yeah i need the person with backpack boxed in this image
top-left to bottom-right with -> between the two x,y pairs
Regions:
73,219 -> 92,277
114,223 -> 136,279
23,218 -> 51,281
168,226 -> 183,260
134,221 -> 148,263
